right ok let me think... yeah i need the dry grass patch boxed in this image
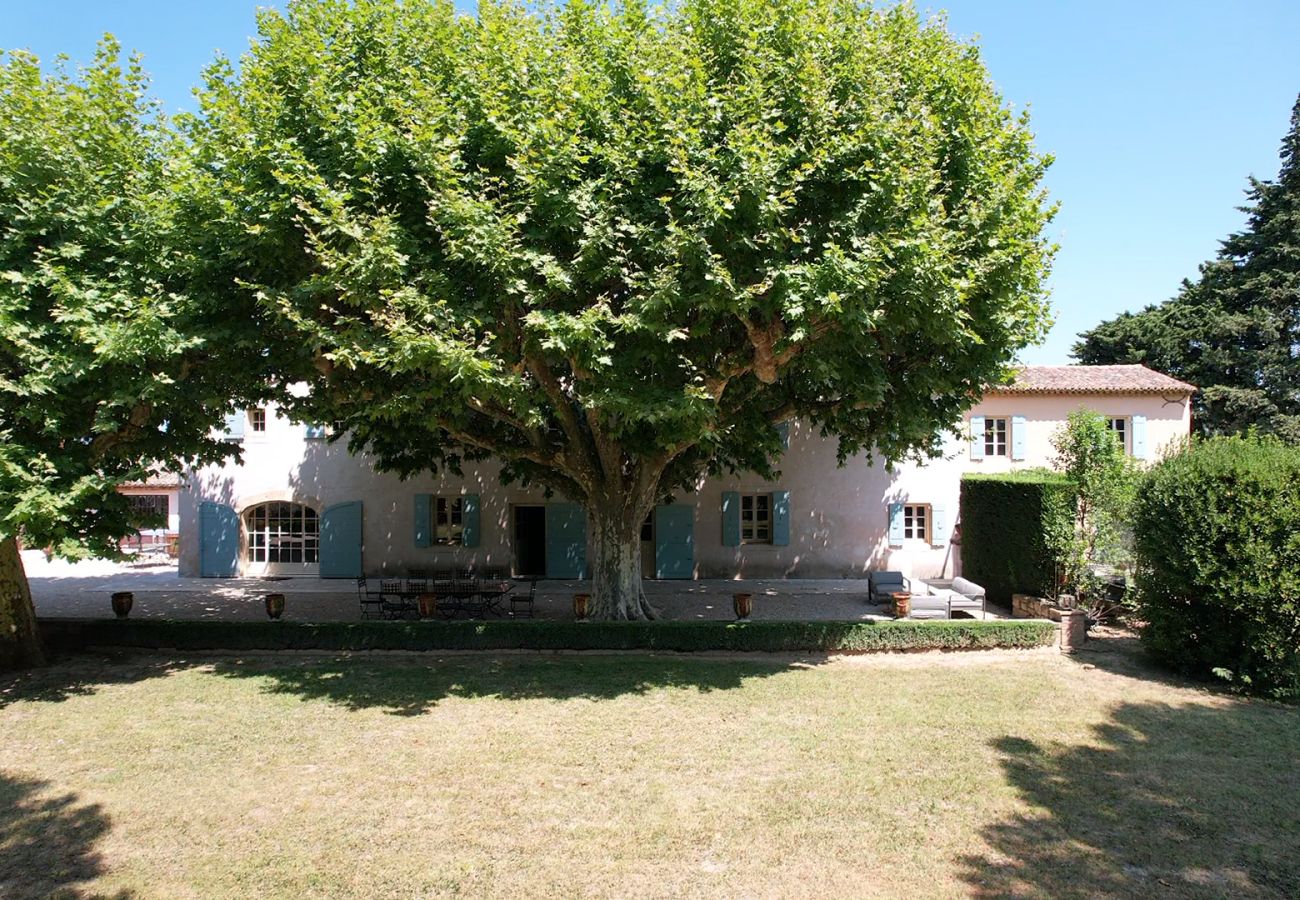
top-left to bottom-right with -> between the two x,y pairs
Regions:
1,639 -> 1297,898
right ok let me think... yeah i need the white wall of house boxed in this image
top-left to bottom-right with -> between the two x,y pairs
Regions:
177,386 -> 1192,580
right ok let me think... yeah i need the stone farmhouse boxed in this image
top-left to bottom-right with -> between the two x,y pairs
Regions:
157,365 -> 1193,581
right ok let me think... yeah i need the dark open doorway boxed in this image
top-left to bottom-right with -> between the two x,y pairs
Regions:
513,505 -> 546,577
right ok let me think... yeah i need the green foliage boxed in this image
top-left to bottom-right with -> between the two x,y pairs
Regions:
1074,96 -> 1300,443
0,42 -> 273,557
1047,409 -> 1138,611
1133,436 -> 1300,699
186,0 -> 1055,527
39,617 -> 1059,654
960,470 -> 1077,606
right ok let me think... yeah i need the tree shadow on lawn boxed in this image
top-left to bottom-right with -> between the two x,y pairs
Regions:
1,651 -> 808,717
0,772 -> 131,900
0,655 -> 193,711
960,698 -> 1300,899
205,653 -> 806,716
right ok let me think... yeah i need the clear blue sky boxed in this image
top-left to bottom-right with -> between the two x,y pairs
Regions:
4,1 -> 1299,364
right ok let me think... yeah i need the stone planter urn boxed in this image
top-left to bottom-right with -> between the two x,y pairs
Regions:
733,592 -> 754,620
264,593 -> 286,620
573,592 -> 590,620
110,591 -> 133,619
891,591 -> 910,619
418,592 -> 439,619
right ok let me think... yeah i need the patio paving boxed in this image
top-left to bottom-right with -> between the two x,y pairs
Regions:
23,551 -> 1001,623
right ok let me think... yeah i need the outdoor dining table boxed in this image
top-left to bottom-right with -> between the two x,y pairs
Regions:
422,578 -> 515,619
475,580 -> 515,617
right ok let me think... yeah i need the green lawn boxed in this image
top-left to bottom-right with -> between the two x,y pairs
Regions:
2,639 -> 1298,899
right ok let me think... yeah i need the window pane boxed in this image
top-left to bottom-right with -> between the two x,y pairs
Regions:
741,494 -> 771,543
244,501 -> 320,566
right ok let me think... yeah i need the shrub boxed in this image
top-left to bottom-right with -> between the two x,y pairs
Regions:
960,471 -> 1077,606
1133,436 -> 1300,699
1047,409 -> 1139,621
38,618 -> 1058,655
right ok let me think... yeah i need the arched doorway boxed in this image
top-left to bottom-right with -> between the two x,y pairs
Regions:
243,501 -> 320,576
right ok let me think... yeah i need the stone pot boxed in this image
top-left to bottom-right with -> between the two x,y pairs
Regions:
733,592 -> 754,620
573,592 -> 590,620
110,591 -> 133,619
264,593 -> 286,620
418,592 -> 439,619
891,591 -> 910,619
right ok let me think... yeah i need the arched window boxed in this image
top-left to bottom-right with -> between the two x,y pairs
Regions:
244,502 -> 319,565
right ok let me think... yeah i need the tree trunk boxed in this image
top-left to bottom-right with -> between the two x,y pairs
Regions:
588,507 -> 657,620
0,536 -> 44,671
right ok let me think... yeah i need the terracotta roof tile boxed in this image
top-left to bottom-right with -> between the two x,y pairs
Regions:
120,471 -> 184,489
990,365 -> 1195,395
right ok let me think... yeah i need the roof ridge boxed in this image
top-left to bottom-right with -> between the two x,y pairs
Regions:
989,363 -> 1196,395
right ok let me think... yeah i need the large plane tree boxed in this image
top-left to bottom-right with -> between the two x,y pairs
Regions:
0,44 -> 276,669
190,0 -> 1056,619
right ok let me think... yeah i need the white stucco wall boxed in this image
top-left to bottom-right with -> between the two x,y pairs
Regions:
178,389 -> 1192,580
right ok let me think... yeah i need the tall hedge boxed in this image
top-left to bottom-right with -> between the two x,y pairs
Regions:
960,471 -> 1076,606
1133,436 -> 1300,699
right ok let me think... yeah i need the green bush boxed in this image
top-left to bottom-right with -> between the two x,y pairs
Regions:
960,471 -> 1077,606
1133,436 -> 1300,699
39,618 -> 1058,655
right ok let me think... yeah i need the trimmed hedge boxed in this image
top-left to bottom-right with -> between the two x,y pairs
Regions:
1133,436 -> 1300,700
39,618 -> 1058,655
960,471 -> 1076,606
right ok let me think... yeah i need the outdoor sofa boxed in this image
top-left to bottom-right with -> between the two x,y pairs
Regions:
867,571 -> 912,605
914,576 -> 988,619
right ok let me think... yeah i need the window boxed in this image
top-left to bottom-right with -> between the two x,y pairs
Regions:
249,408 -> 267,433
434,496 -> 464,545
903,504 -> 930,542
1106,417 -> 1128,453
245,502 -> 319,564
740,493 -> 771,543
127,494 -> 168,524
984,417 -> 1009,456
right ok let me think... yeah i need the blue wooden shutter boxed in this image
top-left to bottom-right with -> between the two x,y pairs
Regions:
771,490 -> 791,546
776,421 -> 791,450
1132,415 -> 1148,460
304,424 -> 326,440
1011,415 -> 1027,461
198,501 -> 240,577
320,501 -> 363,578
461,493 -> 481,547
545,503 -> 587,579
930,503 -> 950,547
969,416 -> 985,460
721,491 -> 741,547
887,503 -> 905,546
654,504 -> 695,579
413,494 -> 431,548
223,411 -> 245,441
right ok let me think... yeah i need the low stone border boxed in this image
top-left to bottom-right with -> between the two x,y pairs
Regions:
1012,593 -> 1066,621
